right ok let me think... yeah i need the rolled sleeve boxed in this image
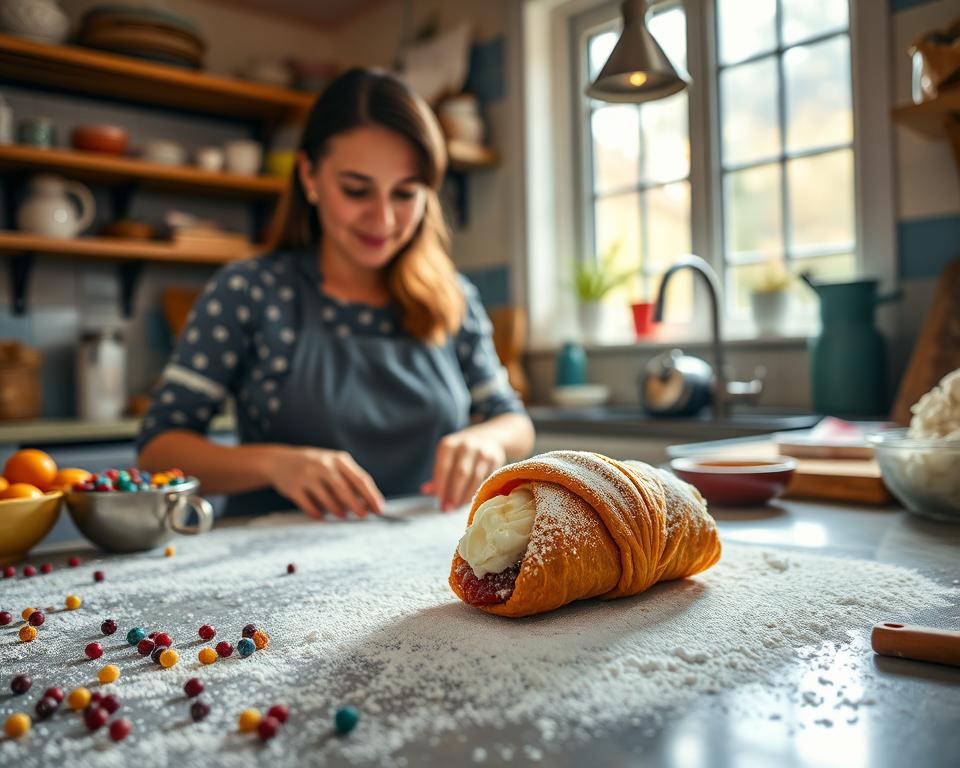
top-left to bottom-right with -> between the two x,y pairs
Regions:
137,262 -> 254,453
455,276 -> 525,421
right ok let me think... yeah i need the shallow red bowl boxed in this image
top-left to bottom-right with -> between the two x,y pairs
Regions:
670,456 -> 798,506
71,124 -> 129,155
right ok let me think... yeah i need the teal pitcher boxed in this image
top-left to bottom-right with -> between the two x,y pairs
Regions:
803,275 -> 900,418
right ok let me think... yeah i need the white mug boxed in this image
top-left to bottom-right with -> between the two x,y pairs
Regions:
224,139 -> 263,175
195,146 -> 225,172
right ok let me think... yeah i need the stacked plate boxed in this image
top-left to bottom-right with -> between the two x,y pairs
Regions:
75,5 -> 207,69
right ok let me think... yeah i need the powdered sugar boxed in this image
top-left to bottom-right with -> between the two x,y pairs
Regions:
1,511 -> 953,767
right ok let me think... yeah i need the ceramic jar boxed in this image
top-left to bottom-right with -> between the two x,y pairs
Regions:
16,174 -> 96,238
0,0 -> 69,44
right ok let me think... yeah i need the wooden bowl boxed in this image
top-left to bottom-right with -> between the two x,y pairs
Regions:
670,457 -> 797,506
100,220 -> 154,240
71,124 -> 129,155
0,492 -> 63,565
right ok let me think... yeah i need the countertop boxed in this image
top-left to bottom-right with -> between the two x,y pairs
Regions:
3,495 -> 958,767
0,415 -> 235,445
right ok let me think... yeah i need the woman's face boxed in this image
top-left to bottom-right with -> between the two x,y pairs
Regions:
298,125 -> 428,272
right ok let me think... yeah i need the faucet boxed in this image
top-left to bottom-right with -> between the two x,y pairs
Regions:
652,255 -> 763,420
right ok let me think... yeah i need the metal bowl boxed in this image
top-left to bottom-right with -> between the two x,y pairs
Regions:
64,477 -> 213,552
867,429 -> 960,523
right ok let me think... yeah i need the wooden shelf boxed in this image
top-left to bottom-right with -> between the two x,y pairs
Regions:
891,89 -> 960,139
0,231 -> 259,264
0,145 -> 289,199
0,33 -> 314,126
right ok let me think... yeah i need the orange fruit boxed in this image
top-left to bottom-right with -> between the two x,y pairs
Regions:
0,477 -> 8,493
50,468 -> 92,491
3,449 -> 58,491
0,482 -> 44,500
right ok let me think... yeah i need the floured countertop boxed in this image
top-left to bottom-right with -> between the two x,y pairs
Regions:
1,498 -> 958,768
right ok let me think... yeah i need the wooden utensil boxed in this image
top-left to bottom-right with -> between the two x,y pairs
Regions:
871,622 -> 960,667
891,257 -> 960,425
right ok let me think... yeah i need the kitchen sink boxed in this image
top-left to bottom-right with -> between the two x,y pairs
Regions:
528,405 -> 821,442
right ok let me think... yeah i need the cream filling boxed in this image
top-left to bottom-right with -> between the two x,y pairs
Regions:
457,485 -> 535,578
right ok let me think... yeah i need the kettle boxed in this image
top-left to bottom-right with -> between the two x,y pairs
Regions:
16,174 -> 96,238
640,348 -> 713,417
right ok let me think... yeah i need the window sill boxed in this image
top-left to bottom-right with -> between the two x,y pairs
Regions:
526,331 -> 812,357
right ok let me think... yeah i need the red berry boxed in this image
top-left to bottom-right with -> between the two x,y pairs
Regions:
215,641 -> 233,658
89,691 -> 103,706
85,642 -> 104,660
3,565 -> 15,578
109,718 -> 132,741
101,694 -> 121,714
84,706 -> 109,731
154,632 -> 173,647
43,687 -> 64,703
101,618 -> 118,635
190,700 -> 210,722
23,565 -> 37,577
35,696 -> 59,719
242,624 -> 257,638
68,556 -> 81,567
11,674 -> 32,695
137,638 -> 156,656
184,678 -> 204,698
0,611 -> 13,625
40,563 -> 53,574
257,715 -> 281,741
94,570 -> 105,582
287,563 -> 296,574
28,610 -> 44,626
198,624 -> 216,641
267,704 -> 289,723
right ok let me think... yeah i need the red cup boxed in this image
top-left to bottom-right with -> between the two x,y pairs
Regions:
631,302 -> 656,338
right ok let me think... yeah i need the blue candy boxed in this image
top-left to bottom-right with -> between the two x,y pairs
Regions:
334,707 -> 359,734
126,627 -> 146,645
116,479 -> 137,492
237,637 -> 256,657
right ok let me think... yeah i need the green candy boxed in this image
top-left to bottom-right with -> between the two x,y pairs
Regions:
334,707 -> 359,734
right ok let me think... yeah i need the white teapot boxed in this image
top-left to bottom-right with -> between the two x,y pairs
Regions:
17,175 -> 96,238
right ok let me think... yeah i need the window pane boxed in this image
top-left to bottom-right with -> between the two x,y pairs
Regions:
640,95 -> 689,183
647,182 -> 692,319
782,0 -> 848,47
588,29 -> 618,80
724,164 -> 783,261
788,150 -> 855,255
594,192 -> 641,275
784,36 -> 852,154
592,106 -> 640,194
717,0 -> 776,66
720,57 -> 780,167
727,262 -> 778,316
648,6 -> 687,71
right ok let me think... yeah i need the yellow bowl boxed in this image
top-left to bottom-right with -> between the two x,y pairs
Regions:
0,491 -> 63,565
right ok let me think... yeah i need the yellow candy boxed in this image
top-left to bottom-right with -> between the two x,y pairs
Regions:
68,687 -> 91,710
4,713 -> 31,739
18,625 -> 37,642
252,630 -> 270,650
98,664 -> 120,684
238,708 -> 261,733
153,473 -> 170,486
21,606 -> 35,621
65,594 -> 82,610
159,648 -> 179,668
164,545 -> 176,557
198,647 -> 218,665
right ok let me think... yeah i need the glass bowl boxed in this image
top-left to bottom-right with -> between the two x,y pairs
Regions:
867,429 -> 960,522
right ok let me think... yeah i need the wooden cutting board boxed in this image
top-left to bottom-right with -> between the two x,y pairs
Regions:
705,439 -> 893,505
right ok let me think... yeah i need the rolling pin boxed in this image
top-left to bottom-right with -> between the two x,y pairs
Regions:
871,622 -> 960,667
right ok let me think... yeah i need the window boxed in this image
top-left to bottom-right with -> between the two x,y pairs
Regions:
575,0 -> 858,334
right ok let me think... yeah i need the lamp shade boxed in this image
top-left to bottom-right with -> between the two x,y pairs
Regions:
586,0 -> 689,103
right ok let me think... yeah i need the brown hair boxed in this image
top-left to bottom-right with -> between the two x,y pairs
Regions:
282,68 -> 464,344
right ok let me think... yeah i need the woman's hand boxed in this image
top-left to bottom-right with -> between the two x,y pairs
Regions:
422,430 -> 507,512
265,446 -> 385,520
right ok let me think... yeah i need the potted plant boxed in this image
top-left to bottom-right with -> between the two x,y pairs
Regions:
749,261 -> 792,336
571,242 -> 634,344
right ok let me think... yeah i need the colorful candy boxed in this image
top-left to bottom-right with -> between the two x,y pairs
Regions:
94,570 -> 105,582
84,706 -> 109,731
287,563 -> 296,574
23,565 -> 36,577
68,556 -> 81,567
127,627 -> 146,645
101,694 -> 121,714
242,624 -> 257,638
237,638 -> 256,657
40,563 -> 53,574
18,626 -> 37,642
151,646 -> 165,664
252,630 -> 270,650
43,687 -> 63,703
0,610 -> 12,625
67,687 -> 91,710
198,624 -> 216,640
258,716 -> 281,741
154,632 -> 173,647
109,718 -> 132,741
267,704 -> 289,724
4,713 -> 30,738
334,707 -> 359,734
164,545 -> 176,557
238,709 -> 261,733
85,642 -> 104,660
159,648 -> 179,668
21,607 -> 35,621
34,697 -> 58,720
3,565 -> 15,578
137,638 -> 156,656
65,594 -> 82,610
198,647 -> 218,665
184,678 -> 204,698
216,641 -> 234,658
27,610 -> 44,626
98,665 -> 120,684
190,700 -> 211,722
101,618 -> 118,635
10,674 -> 32,695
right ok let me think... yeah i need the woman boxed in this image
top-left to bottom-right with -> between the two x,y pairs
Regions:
137,68 -> 534,519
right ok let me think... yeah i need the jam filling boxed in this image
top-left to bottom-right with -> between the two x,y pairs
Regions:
457,562 -> 521,606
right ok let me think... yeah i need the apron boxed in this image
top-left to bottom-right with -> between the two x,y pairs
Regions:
223,254 -> 471,517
